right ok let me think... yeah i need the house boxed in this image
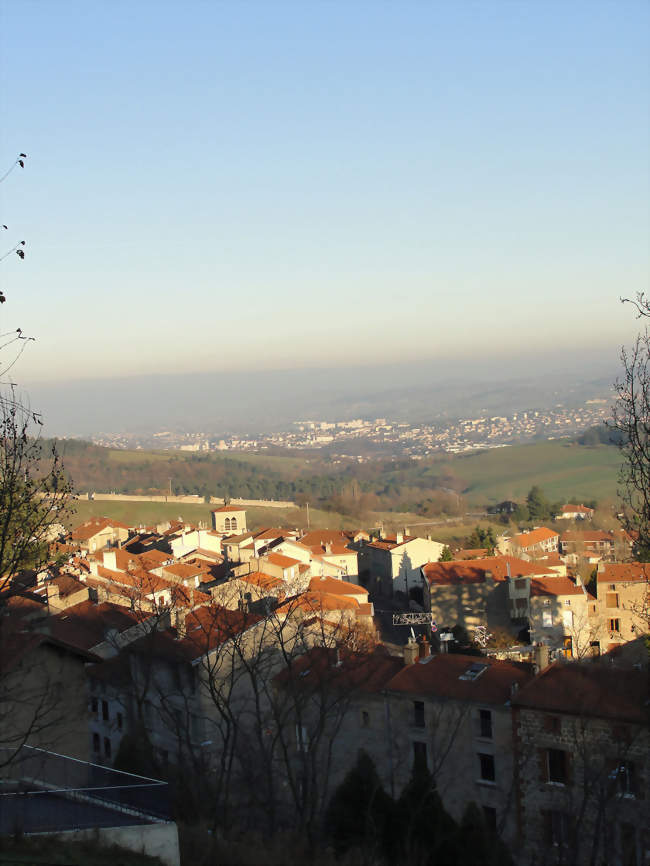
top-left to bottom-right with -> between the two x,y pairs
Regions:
559,530 -> 615,561
358,532 -> 445,597
511,661 -> 650,865
595,561 -> 649,649
527,576 -> 599,659
0,627 -> 96,762
422,555 -> 556,635
69,517 -> 130,553
211,506 -> 247,535
501,527 -> 559,558
556,504 -> 594,520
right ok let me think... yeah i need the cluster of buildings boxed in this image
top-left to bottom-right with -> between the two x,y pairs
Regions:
89,401 -> 609,458
2,505 -> 648,865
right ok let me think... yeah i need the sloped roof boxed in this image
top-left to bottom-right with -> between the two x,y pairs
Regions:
422,555 -> 554,586
386,653 -> 532,704
597,562 -> 650,584
512,661 -> 648,723
513,527 -> 559,548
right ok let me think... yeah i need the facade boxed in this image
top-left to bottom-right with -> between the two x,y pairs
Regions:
595,561 -> 649,649
211,506 -> 247,535
511,661 -> 650,866
358,533 -> 445,596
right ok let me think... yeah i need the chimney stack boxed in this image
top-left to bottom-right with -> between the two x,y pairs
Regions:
418,634 -> 430,659
403,636 -> 418,665
533,643 -> 550,673
395,531 -> 404,545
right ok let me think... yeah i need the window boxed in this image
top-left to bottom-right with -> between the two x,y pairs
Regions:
92,732 -> 100,753
413,701 -> 425,728
478,753 -> 496,782
590,641 -> 601,656
230,517 -> 237,531
515,578 -> 526,590
609,583 -> 616,591
102,700 -> 109,722
544,715 -> 561,734
543,810 -> 571,847
542,610 -> 553,628
483,806 -> 497,831
103,737 -> 112,759
413,741 -> 427,769
546,748 -> 568,785
609,618 -> 621,633
478,709 -> 493,739
562,636 -> 573,659
224,518 -> 230,531
611,761 -> 637,798
116,712 -> 123,732
296,724 -> 308,752
360,710 -> 370,728
91,697 -> 98,716
606,592 -> 620,608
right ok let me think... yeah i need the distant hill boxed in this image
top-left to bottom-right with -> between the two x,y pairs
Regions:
53,436 -> 621,515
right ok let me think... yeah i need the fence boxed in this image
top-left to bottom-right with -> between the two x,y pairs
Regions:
0,745 -> 170,835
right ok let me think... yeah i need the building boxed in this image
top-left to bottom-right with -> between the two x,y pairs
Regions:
511,660 -> 650,866
358,532 -> 445,597
557,504 -> 594,521
211,506 -> 247,535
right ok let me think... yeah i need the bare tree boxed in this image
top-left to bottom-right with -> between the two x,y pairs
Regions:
612,292 -> 650,560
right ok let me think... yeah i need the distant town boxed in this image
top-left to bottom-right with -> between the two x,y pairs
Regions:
89,397 -> 611,458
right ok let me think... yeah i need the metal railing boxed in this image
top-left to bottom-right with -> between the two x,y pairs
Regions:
0,745 -> 170,834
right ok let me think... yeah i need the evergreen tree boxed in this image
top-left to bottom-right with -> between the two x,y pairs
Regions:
439,545 -> 453,562
324,750 -> 392,857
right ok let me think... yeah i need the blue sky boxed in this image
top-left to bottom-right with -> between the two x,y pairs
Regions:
0,0 -> 648,383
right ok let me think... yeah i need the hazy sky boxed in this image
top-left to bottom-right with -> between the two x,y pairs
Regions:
0,0 -> 648,384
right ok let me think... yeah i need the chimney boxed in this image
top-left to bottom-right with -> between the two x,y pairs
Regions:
403,637 -> 418,665
533,643 -> 550,673
404,527 -> 409,537
395,531 -> 404,545
418,634 -> 430,659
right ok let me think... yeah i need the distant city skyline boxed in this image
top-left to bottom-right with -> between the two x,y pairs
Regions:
0,0 -> 648,383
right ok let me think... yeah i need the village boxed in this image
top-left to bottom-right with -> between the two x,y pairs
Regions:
2,502 -> 648,865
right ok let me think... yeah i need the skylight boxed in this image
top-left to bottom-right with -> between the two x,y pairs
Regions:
459,662 -> 488,681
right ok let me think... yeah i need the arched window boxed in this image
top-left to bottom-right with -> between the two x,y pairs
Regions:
231,517 -> 238,531
224,517 -> 231,531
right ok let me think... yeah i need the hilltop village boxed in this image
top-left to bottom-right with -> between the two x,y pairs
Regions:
2,504 -> 648,865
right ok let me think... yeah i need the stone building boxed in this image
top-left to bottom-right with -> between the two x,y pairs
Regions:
511,660 -> 650,866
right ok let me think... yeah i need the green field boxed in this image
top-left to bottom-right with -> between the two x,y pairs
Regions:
450,441 -> 621,505
60,437 -> 623,534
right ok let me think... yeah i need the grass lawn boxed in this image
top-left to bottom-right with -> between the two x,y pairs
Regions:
450,441 -> 621,505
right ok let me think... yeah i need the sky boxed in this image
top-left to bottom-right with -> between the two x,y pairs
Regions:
0,0 -> 648,386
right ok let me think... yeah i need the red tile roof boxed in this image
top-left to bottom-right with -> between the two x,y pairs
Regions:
70,517 -> 130,541
386,653 -> 532,704
596,562 -> 650,584
530,576 -> 590,598
262,553 -> 301,569
513,527 -> 559,548
512,661 -> 648,723
422,555 -> 554,586
308,576 -> 368,596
